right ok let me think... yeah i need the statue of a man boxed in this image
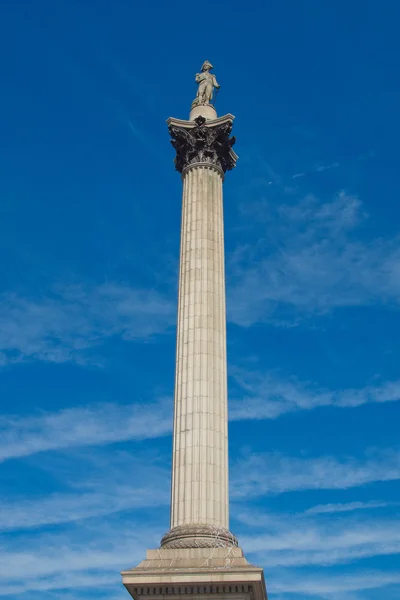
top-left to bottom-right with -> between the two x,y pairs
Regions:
193,61 -> 220,106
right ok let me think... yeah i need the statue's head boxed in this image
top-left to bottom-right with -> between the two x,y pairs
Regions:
201,60 -> 213,72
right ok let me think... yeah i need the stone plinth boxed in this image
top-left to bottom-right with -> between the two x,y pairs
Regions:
122,547 -> 268,600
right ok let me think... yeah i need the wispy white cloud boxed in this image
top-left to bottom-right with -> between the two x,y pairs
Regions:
0,529 -> 149,591
235,504 -> 400,568
231,449 -> 400,497
228,192 -> 400,326
0,282 -> 174,365
1,507 -> 398,597
304,500 -> 395,515
4,193 -> 398,368
291,161 -> 340,180
0,447 -> 398,596
270,570 -> 400,597
1,370 -> 398,464
230,370 -> 400,420
5,192 -> 396,369
0,399 -> 172,462
0,507 -> 167,597
246,524 -> 400,567
0,481 -> 168,532
0,447 -> 170,532
0,573 -> 117,598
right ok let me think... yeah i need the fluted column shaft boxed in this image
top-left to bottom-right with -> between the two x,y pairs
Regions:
170,163 -> 228,530
161,113 -> 237,550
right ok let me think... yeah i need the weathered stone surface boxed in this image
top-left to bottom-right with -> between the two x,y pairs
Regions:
161,525 -> 238,549
169,162 -> 229,537
122,546 -> 268,600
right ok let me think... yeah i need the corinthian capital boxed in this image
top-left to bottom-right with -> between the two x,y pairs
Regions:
168,115 -> 237,174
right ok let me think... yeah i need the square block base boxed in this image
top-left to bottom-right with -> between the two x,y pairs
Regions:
122,546 -> 268,600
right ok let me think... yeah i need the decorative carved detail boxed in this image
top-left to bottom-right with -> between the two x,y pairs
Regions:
169,116 -> 236,174
160,524 -> 238,549
129,585 -> 253,593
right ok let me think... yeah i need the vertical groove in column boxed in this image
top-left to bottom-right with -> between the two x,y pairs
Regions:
211,167 -> 218,525
200,167 -> 207,524
170,164 -> 229,531
215,169 -> 224,525
219,171 -> 229,526
195,167 -> 200,525
209,167 -> 215,525
177,169 -> 184,526
214,172 -> 218,516
170,169 -> 182,528
189,165 -> 196,526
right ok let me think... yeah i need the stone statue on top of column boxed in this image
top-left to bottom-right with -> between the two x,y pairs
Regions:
192,60 -> 220,106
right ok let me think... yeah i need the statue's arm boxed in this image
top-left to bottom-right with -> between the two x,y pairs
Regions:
213,75 -> 220,89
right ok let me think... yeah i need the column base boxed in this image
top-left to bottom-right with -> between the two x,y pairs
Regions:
161,525 -> 238,549
122,546 -> 268,600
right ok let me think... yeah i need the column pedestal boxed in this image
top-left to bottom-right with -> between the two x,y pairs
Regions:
122,547 -> 267,600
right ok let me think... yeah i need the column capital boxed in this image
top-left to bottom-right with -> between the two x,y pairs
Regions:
167,114 -> 238,174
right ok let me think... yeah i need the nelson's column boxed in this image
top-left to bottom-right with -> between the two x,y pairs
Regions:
122,61 -> 268,600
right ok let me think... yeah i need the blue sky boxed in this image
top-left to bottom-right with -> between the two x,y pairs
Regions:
1,1 -> 400,599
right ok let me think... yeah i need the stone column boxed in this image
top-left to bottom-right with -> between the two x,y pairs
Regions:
161,115 -> 238,550
122,68 -> 268,600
